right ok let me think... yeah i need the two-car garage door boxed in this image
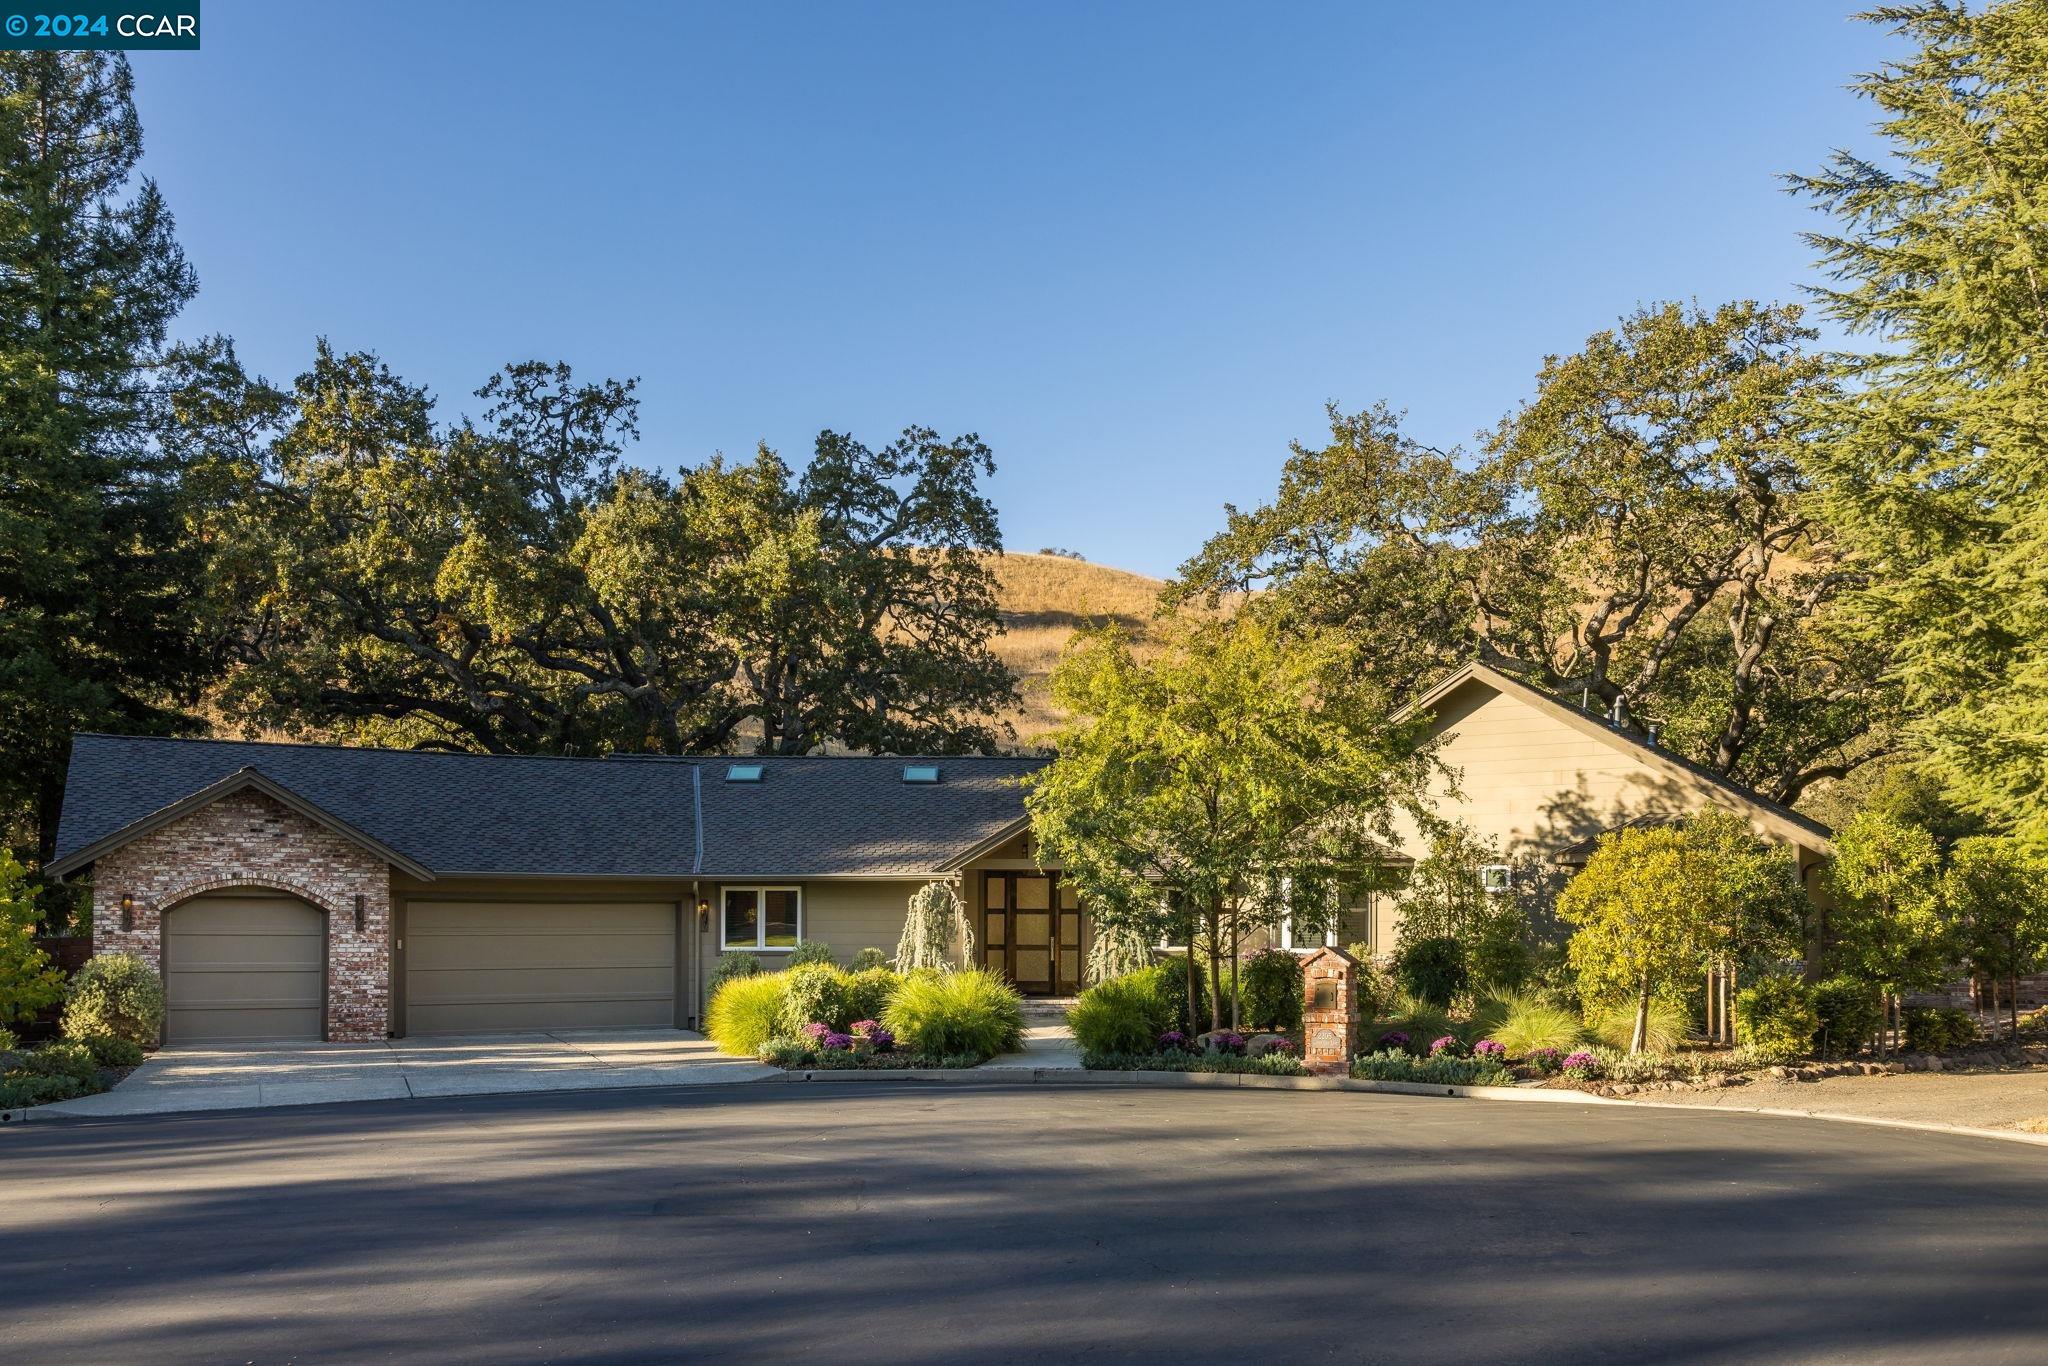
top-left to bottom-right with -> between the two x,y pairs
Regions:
403,900 -> 678,1035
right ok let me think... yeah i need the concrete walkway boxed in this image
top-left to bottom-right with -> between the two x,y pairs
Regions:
981,1002 -> 1082,1070
38,1029 -> 776,1117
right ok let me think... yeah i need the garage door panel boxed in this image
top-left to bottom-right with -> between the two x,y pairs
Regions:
405,900 -> 676,1035
165,894 -> 324,1044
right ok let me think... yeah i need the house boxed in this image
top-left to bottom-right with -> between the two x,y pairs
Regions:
47,736 -> 1062,1044
45,663 -> 1836,1046
1318,662 -> 1836,955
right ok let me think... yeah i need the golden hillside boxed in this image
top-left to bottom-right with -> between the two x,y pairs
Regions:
988,551 -> 1184,746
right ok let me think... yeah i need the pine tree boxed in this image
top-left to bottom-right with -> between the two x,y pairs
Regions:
1793,1 -> 2048,841
0,53 -> 205,868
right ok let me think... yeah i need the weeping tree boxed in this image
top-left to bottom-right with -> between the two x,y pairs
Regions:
1084,917 -> 1157,985
896,881 -> 973,972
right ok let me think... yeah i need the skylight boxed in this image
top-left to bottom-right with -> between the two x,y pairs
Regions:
902,764 -> 940,784
726,764 -> 764,783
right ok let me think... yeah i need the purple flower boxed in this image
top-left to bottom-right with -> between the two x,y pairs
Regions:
1429,1035 -> 1462,1056
821,1032 -> 855,1051
855,1023 -> 896,1052
1158,1030 -> 1191,1052
1267,1038 -> 1296,1054
1213,1031 -> 1246,1055
1378,1030 -> 1411,1050
1473,1040 -> 1506,1059
800,1022 -> 832,1040
1561,1051 -> 1600,1076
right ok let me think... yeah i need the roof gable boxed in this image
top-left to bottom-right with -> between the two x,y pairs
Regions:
1403,662 -> 1834,854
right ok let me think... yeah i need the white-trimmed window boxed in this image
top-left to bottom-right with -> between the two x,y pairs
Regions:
722,886 -> 802,951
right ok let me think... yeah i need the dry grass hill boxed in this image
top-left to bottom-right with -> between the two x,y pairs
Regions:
987,551 -> 1187,747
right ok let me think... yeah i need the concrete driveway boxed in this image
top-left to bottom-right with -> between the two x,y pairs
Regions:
39,1029 -> 775,1117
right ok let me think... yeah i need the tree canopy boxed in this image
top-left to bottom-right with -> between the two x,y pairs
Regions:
0,53 -> 207,866
1794,0 -> 2048,843
176,344 -> 1019,756
1025,612 -> 1439,1029
1173,301 -> 1891,806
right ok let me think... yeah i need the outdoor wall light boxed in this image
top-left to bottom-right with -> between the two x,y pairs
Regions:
354,893 -> 366,933
120,894 -> 134,932
697,899 -> 711,931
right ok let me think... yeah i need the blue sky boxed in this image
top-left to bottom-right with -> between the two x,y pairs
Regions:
133,2 -> 1895,578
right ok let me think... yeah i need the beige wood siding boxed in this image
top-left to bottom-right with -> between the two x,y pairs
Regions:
163,891 -> 324,1043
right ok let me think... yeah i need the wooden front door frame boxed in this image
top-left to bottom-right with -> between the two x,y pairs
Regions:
980,871 -> 1084,996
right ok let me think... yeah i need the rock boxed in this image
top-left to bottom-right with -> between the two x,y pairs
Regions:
1612,1083 -> 1637,1096
1767,1065 -> 1790,1080
1243,1033 -> 1291,1058
1926,1056 -> 1944,1072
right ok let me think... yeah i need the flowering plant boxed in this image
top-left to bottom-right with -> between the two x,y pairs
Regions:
1428,1035 -> 1464,1057
851,1020 -> 895,1052
1560,1050 -> 1601,1078
1265,1037 -> 1296,1054
1210,1032 -> 1247,1056
1472,1040 -> 1506,1060
1377,1030 -> 1411,1052
821,1032 -> 855,1052
1157,1030 -> 1192,1053
800,1022 -> 832,1041
1525,1047 -> 1563,1074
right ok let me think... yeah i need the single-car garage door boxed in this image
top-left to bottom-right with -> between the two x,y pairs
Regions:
164,892 -> 325,1043
404,900 -> 677,1035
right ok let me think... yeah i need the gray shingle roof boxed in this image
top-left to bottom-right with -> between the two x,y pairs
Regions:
693,756 -> 1042,877
50,734 -> 1043,879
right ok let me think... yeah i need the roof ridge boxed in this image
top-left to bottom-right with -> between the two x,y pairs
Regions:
73,733 -> 1048,765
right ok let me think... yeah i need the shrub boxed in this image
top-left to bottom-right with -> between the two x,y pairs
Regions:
850,947 -> 889,972
0,1025 -> 18,1053
1811,977 -> 1884,1058
850,1020 -> 894,1051
1735,975 -> 1819,1062
708,952 -> 762,997
0,1073 -> 88,1108
1207,1031 -> 1247,1056
788,939 -> 836,968
757,1036 -> 814,1068
843,967 -> 900,1026
61,954 -> 164,1047
1585,996 -> 1689,1054
1428,1035 -> 1465,1057
1157,1030 -> 1193,1053
1485,992 -> 1584,1057
1473,1039 -> 1506,1062
1349,1049 -> 1513,1086
17,1040 -> 100,1086
1081,1049 -> 1309,1076
1393,936 -> 1468,1008
1153,955 -> 1202,1031
0,850 -> 65,1026
883,968 -> 1023,1060
1525,1047 -> 1564,1074
1376,1029 -> 1412,1053
73,1034 -> 144,1069
776,963 -> 855,1035
1068,967 -> 1176,1054
896,881 -> 971,972
1904,1007 -> 1978,1054
706,972 -> 786,1056
1238,948 -> 1304,1032
1560,1050 -> 1601,1079
1367,993 -> 1453,1052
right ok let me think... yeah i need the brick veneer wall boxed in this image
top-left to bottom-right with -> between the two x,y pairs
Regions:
90,789 -> 393,1041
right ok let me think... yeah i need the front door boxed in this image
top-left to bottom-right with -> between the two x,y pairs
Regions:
982,873 -> 1084,996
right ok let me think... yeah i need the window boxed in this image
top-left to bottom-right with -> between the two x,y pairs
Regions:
722,886 -> 801,949
725,763 -> 764,783
1480,865 -> 1514,893
902,764 -> 940,784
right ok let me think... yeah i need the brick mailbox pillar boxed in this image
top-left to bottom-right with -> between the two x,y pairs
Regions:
1300,945 -> 1360,1076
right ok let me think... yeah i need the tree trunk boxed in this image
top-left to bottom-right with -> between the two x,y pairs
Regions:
1183,917 -> 1199,1036
1228,914 -> 1241,1032
2012,969 -> 2022,1038
1206,899 -> 1224,1033
1631,976 -> 1651,1055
